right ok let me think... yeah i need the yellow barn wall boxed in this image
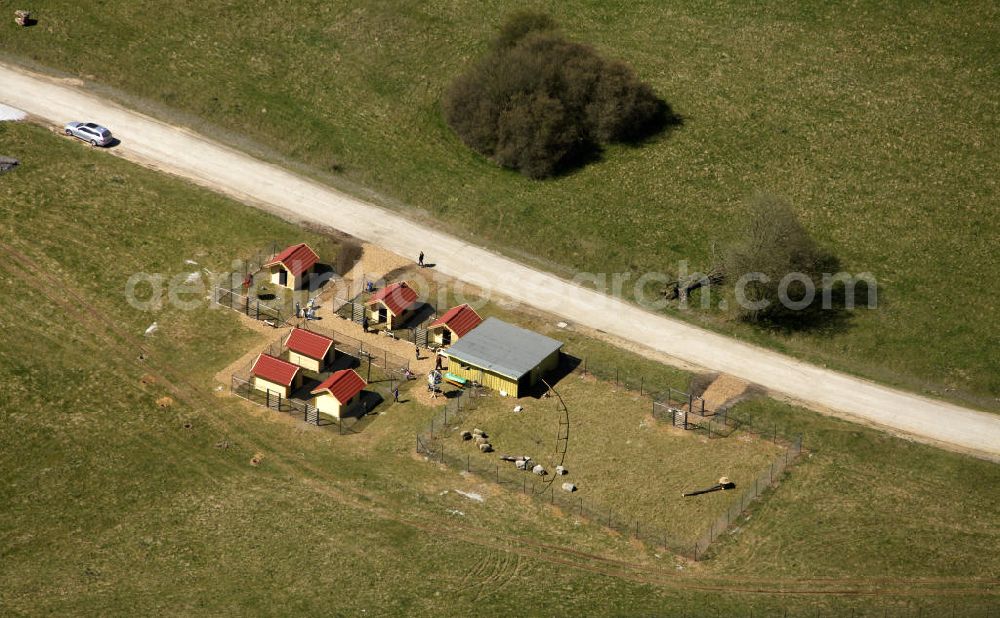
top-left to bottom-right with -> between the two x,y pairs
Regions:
313,392 -> 360,419
447,350 -> 560,398
431,327 -> 446,345
368,303 -> 413,329
288,351 -> 322,372
447,362 -> 519,397
313,393 -> 343,418
429,325 -> 456,346
253,376 -> 290,398
267,265 -> 311,291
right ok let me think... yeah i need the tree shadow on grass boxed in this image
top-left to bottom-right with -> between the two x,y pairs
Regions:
551,100 -> 684,178
751,277 -> 882,336
619,100 -> 684,147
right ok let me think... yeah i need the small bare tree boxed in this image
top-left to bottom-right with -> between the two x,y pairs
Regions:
724,195 -> 838,322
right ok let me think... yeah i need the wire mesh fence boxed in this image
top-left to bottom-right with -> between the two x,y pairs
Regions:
230,375 -> 360,433
214,287 -> 286,326
692,434 -> 803,560
567,353 -> 698,403
414,370 -> 804,561
211,242 -> 302,326
306,324 -> 411,379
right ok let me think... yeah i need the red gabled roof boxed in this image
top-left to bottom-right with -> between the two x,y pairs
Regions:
311,369 -> 366,404
366,281 -> 418,316
430,304 -> 483,338
285,328 -> 334,360
251,353 -> 301,387
264,243 -> 319,277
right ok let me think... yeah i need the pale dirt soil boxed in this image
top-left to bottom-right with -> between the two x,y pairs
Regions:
700,375 -> 751,412
214,243 -> 447,407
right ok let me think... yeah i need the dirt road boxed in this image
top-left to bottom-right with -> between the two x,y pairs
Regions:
2,62 -> 997,460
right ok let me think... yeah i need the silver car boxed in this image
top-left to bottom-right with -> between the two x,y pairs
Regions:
64,121 -> 113,147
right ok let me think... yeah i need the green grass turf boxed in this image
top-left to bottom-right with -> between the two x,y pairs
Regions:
0,122 -> 997,614
3,1 -> 998,410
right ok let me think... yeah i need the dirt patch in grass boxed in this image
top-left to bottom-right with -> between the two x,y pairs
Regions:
343,243 -> 412,291
701,375 -> 751,412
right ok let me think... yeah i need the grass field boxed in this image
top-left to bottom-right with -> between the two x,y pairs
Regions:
441,374 -> 783,545
3,1 -> 997,409
1,123 -> 998,614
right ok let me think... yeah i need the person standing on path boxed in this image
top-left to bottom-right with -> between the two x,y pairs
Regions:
393,386 -> 400,403
418,251 -> 424,267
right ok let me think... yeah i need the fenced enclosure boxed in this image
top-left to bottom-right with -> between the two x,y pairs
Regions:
692,434 -> 803,559
565,351 -> 767,441
566,352 -> 694,402
390,323 -> 429,348
415,364 -> 804,561
306,323 -> 411,379
211,242 -> 288,326
332,293 -> 366,325
230,375 -> 361,433
228,325 -> 408,433
214,286 -> 286,326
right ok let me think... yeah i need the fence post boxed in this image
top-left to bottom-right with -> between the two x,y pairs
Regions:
640,377 -> 643,396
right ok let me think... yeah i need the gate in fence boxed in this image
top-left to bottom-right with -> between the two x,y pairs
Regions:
333,295 -> 366,325
231,376 -> 324,426
413,325 -> 429,348
652,400 -> 688,428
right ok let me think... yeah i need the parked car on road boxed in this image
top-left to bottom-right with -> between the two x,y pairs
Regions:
64,122 -> 113,147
